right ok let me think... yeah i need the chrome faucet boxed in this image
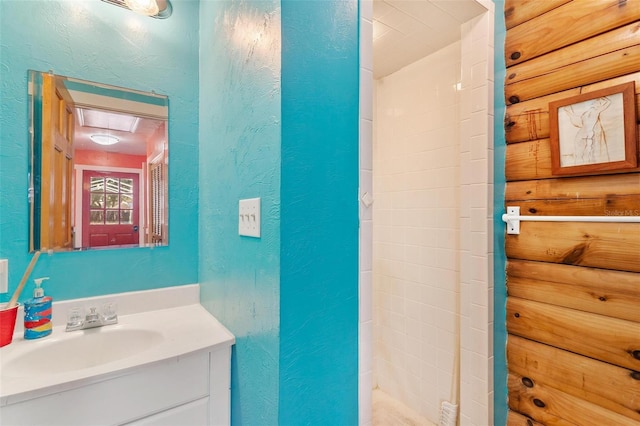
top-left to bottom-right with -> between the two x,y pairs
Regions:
65,304 -> 118,332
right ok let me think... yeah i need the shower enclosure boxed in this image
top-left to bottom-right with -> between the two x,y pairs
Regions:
358,1 -> 496,424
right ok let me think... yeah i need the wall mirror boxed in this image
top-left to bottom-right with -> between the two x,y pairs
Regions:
28,70 -> 169,253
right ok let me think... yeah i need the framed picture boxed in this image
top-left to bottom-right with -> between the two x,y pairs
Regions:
549,81 -> 637,176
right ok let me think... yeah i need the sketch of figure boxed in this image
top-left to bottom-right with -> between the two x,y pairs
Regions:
562,96 -> 611,165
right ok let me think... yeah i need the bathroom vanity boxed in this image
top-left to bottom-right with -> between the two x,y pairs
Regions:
0,285 -> 235,426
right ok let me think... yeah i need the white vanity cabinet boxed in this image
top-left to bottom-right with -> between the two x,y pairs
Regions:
1,287 -> 235,426
1,346 -> 231,426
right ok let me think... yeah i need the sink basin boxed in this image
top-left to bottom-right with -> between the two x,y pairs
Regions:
1,301 -> 235,404
2,327 -> 163,378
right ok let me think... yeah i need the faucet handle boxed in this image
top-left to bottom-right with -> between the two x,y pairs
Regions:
102,302 -> 118,323
66,307 -> 84,330
86,306 -> 100,322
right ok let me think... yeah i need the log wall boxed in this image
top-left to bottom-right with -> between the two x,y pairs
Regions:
503,1 -> 640,424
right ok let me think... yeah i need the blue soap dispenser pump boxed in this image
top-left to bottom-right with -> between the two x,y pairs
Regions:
24,277 -> 53,339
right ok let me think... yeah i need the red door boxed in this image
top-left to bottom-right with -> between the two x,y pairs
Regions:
82,171 -> 140,248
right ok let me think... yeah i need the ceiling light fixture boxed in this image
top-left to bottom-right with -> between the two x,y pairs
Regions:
90,134 -> 120,146
124,0 -> 159,16
101,0 -> 172,19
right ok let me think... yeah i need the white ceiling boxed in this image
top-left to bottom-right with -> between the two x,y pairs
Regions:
74,109 -> 164,156
64,85 -> 167,157
373,0 -> 487,79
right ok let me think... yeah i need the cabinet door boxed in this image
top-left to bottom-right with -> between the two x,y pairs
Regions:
0,352 -> 209,426
123,397 -> 209,426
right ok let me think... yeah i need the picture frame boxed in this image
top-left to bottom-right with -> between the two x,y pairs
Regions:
549,81 -> 637,176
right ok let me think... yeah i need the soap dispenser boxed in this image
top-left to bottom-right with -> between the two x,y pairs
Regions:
24,277 -> 53,339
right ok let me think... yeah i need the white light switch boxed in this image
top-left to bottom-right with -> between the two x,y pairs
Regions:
0,259 -> 8,294
239,198 -> 261,238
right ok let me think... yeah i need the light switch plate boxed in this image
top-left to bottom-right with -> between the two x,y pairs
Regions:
239,198 -> 261,238
0,259 -> 8,294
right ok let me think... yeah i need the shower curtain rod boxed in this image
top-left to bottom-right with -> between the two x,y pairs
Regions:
502,206 -> 640,234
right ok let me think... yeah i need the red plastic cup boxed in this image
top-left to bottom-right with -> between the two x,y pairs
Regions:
0,303 -> 20,347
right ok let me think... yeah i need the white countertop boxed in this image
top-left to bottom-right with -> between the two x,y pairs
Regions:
1,290 -> 234,406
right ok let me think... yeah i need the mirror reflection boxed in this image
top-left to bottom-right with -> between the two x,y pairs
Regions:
28,70 -> 169,252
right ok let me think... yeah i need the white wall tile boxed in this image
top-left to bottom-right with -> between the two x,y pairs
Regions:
460,152 -> 472,185
360,271 -> 373,322
470,159 -> 488,184
471,86 -> 488,113
359,370 -> 373,424
360,19 -> 373,72
460,118 -> 472,153
360,119 -> 373,171
359,11 -> 374,426
360,169 -> 373,221
361,68 -> 374,121
360,320 -> 374,373
361,0 -> 373,21
470,134 -> 487,160
471,60 -> 488,89
360,220 -> 373,271
458,7 -> 494,426
470,110 -> 488,137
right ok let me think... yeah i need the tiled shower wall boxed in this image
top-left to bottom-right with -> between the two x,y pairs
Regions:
358,1 -> 374,424
458,8 -> 494,425
372,41 -> 462,422
359,2 -> 494,425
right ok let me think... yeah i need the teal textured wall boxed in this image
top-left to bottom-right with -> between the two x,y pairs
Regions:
493,0 -> 508,424
0,0 -> 199,302
2,0 -> 359,423
198,0 -> 359,423
279,0 -> 359,423
198,0 -> 281,424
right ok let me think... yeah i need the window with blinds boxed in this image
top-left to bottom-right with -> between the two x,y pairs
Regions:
149,161 -> 166,245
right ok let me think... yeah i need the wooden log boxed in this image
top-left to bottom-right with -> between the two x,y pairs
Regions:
505,89 -> 578,144
508,372 -> 639,426
508,335 -> 640,421
505,0 -> 640,67
507,259 -> 640,322
507,410 -> 545,426
582,70 -> 640,99
505,137 -> 640,181
506,93 -> 640,144
504,0 -> 571,30
505,221 -> 640,272
505,72 -> 640,144
505,173 -> 640,201
505,139 -> 552,181
506,198 -> 640,217
506,23 -> 640,88
505,44 -> 640,105
507,297 -> 640,371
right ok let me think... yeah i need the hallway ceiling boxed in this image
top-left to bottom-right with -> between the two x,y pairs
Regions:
74,109 -> 163,156
373,0 -> 487,79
